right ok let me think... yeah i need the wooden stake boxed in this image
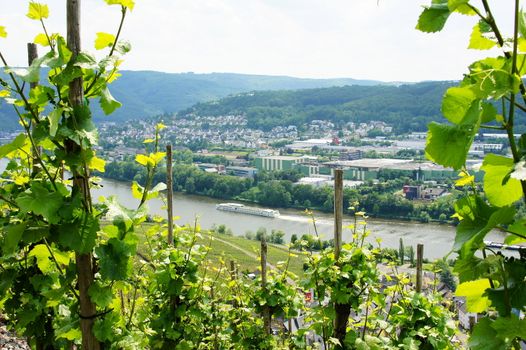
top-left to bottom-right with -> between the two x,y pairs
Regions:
229,260 -> 237,280
27,43 -> 41,175
334,169 -> 343,260
27,43 -> 38,88
67,1 -> 100,349
166,144 -> 174,245
416,244 -> 424,293
261,237 -> 271,335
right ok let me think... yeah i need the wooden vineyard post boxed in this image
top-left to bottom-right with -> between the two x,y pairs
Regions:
261,237 -> 271,335
229,260 -> 237,280
67,1 -> 100,349
416,244 -> 424,293
334,169 -> 343,260
333,169 -> 349,347
27,43 -> 41,175
166,144 -> 174,245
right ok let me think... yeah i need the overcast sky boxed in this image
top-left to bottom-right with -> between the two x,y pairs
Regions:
0,1 -> 516,82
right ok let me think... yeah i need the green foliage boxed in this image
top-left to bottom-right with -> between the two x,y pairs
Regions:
180,81 -> 461,133
419,0 -> 526,348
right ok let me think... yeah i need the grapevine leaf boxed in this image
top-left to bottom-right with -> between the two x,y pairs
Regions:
28,244 -> 53,274
99,87 -> 122,115
16,182 -> 64,224
57,217 -> 98,254
491,316 -> 526,342
486,259 -> 526,315
131,181 -> 143,199
468,22 -> 497,50
89,156 -> 106,172
0,133 -> 27,158
454,198 -> 515,256
504,219 -> 526,245
455,279 -> 491,312
88,282 -> 114,308
425,122 -> 476,170
469,318 -> 505,350
519,9 -> 526,39
416,4 -> 450,33
104,0 -> 135,10
150,152 -> 166,165
48,108 -> 62,137
448,0 -> 476,15
73,52 -> 98,70
2,223 -> 27,255
0,26 -> 7,38
147,182 -> 167,200
6,67 -> 40,83
96,238 -> 133,281
481,154 -> 523,206
455,171 -> 474,186
95,32 -> 116,50
441,86 -> 477,124
135,154 -> 151,167
33,33 -> 49,46
480,102 -> 497,123
55,322 -> 81,341
94,312 -> 120,342
27,2 -> 49,20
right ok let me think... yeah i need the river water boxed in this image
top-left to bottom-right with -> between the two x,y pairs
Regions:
0,158 -> 504,259
92,178 -> 505,259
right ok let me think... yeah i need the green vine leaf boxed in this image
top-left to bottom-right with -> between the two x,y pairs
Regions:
88,282 -> 114,308
57,216 -> 99,254
519,9 -> 526,39
425,122 -> 476,170
453,195 -> 515,255
2,223 -> 27,255
441,86 -> 478,124
416,2 -> 451,33
104,0 -> 135,10
469,318 -> 505,350
27,2 -> 49,20
28,244 -> 53,274
73,52 -> 98,70
491,316 -> 526,343
0,133 -> 27,158
100,86 -> 122,115
448,0 -> 476,15
16,182 -> 64,224
48,108 -> 62,137
468,22 -> 497,50
481,154 -> 523,207
95,32 -> 116,50
455,279 -> 491,313
504,219 -> 526,245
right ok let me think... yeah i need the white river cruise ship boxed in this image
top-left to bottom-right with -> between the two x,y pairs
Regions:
215,203 -> 280,218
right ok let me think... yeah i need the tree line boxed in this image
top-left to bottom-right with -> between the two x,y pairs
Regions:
104,160 -> 457,222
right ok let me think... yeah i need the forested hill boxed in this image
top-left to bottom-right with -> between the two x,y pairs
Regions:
0,70 -> 382,130
179,81 -> 456,132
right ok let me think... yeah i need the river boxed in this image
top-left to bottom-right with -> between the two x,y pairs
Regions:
0,158 -> 504,259
93,178 -> 506,259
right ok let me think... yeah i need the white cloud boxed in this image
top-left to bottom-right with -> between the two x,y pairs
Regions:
0,0 -> 516,81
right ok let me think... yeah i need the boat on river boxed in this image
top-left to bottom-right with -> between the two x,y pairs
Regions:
216,203 -> 280,218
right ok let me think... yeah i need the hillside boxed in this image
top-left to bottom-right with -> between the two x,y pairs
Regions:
0,70 -> 382,130
179,81 -> 456,133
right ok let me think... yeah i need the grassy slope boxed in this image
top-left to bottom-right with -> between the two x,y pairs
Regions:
133,223 -> 305,277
